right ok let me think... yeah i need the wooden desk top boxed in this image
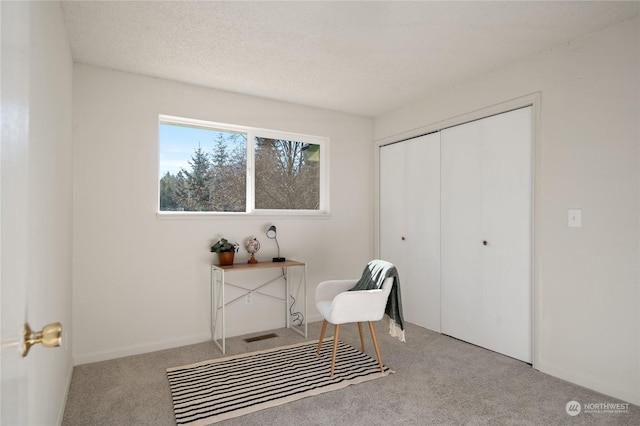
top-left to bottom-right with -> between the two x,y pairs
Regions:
212,260 -> 305,271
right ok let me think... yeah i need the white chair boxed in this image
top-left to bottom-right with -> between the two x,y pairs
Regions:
315,277 -> 394,376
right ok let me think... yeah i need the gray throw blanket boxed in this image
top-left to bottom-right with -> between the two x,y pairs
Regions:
349,259 -> 405,342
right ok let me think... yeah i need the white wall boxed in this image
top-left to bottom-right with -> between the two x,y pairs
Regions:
72,65 -> 373,364
1,1 -> 75,424
374,17 -> 640,405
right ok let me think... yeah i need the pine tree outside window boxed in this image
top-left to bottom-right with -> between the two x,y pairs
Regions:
158,116 -> 328,215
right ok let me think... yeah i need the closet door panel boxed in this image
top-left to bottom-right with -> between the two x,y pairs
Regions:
480,108 -> 532,363
441,107 -> 532,363
380,141 -> 407,276
403,134 -> 440,331
380,133 -> 440,332
440,121 -> 484,347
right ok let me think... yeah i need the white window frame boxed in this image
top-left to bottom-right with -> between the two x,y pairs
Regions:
157,115 -> 330,217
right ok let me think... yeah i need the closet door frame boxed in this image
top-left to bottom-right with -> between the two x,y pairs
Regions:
373,93 -> 541,369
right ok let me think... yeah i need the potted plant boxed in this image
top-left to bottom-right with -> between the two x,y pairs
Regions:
210,238 -> 239,266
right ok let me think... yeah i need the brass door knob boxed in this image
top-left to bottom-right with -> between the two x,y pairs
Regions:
22,322 -> 62,357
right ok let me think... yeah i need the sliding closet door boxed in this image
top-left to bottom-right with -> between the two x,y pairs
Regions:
380,141 -> 407,278
441,107 -> 532,363
440,121 -> 484,347
380,133 -> 440,331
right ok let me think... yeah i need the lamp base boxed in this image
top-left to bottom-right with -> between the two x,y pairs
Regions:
272,257 -> 286,262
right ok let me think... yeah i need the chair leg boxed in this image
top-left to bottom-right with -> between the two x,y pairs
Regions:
357,322 -> 365,352
317,320 -> 328,354
330,324 -> 340,377
368,321 -> 384,372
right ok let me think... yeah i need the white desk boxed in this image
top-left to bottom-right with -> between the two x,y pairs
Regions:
210,260 -> 307,354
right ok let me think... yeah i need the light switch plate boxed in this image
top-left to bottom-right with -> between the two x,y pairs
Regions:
568,209 -> 582,227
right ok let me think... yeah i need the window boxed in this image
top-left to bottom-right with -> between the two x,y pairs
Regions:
158,115 -> 328,214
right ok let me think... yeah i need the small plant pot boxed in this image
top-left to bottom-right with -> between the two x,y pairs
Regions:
218,252 -> 235,266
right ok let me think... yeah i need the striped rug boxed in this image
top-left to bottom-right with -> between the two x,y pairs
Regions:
166,339 -> 392,425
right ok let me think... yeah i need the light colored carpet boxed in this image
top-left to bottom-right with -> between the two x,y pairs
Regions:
167,339 -> 391,425
63,321 -> 640,425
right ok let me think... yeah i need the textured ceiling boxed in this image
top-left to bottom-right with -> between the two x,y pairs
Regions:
61,1 -> 639,117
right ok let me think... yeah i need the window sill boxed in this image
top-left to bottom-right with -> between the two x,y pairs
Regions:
156,211 -> 331,220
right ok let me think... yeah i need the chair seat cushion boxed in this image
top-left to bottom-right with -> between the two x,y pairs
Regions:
317,290 -> 388,324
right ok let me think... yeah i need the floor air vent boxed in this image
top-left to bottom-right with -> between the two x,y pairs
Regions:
243,333 -> 278,343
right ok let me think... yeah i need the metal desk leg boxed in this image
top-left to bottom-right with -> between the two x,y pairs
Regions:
285,264 -> 307,338
303,263 -> 308,338
211,266 -> 218,342
211,266 -> 226,354
221,268 -> 225,354
285,266 -> 290,329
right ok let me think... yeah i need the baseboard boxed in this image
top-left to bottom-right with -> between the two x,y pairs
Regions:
537,361 -> 639,406
72,319 -> 325,366
306,313 -> 323,324
73,333 -> 211,365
